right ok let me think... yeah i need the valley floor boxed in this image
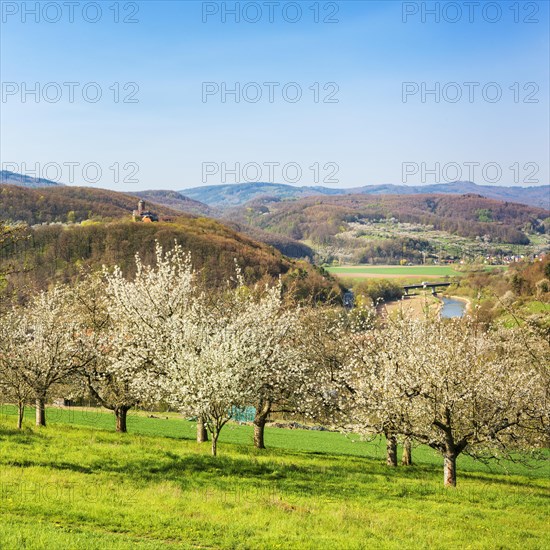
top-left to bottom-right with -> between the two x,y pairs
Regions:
0,407 -> 548,549
326,264 -> 463,281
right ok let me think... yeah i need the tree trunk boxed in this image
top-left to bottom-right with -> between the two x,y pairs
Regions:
35,397 -> 46,427
17,402 -> 25,430
115,406 -> 129,433
253,412 -> 268,449
402,437 -> 413,466
444,453 -> 457,487
211,432 -> 219,457
386,433 -> 398,467
197,417 -> 208,442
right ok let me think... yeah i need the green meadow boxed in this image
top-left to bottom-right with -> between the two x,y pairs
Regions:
0,406 -> 548,549
326,265 -> 463,278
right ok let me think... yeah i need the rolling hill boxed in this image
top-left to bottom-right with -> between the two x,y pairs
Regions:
224,193 -> 550,264
0,185 -> 341,303
0,185 -> 313,260
0,170 -> 64,188
181,181 -> 550,209
1,169 -> 547,208
129,189 -> 313,260
227,193 -> 549,243
0,185 -> 180,225
132,190 -> 216,217
2,170 -> 547,208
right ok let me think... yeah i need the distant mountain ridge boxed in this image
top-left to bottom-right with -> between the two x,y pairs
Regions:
2,170 -> 547,209
180,181 -> 550,209
354,181 -> 550,209
0,170 -> 64,188
180,182 -> 342,207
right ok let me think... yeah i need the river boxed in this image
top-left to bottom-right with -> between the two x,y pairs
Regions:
440,297 -> 467,318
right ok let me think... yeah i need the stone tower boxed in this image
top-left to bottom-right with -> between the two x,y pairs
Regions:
137,199 -> 145,216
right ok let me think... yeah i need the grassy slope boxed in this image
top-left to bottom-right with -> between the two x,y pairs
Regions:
0,407 -> 548,549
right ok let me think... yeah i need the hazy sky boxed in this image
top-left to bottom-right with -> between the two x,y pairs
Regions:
1,0 -> 549,191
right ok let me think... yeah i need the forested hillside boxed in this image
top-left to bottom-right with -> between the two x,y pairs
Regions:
0,185 -> 179,224
230,193 -> 549,246
0,184 -> 316,261
0,219 -> 340,306
225,224 -> 314,260
133,190 -> 215,217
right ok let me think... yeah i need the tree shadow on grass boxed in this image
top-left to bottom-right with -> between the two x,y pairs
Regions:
42,446 -> 437,500
0,426 -> 47,445
16,445 -> 544,500
461,471 -> 550,491
4,421 -> 545,501
124,451 -> 457,503
5,459 -> 94,475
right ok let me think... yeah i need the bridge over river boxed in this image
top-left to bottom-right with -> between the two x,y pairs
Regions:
403,282 -> 451,295
343,282 -> 465,317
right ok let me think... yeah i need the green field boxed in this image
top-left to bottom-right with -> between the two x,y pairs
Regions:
0,406 -> 548,549
327,265 -> 463,278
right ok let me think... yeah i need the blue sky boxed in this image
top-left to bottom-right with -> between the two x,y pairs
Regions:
1,0 -> 548,191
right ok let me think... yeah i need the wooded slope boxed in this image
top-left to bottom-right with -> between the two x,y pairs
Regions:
229,193 -> 549,245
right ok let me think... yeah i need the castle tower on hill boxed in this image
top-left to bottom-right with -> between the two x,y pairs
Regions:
137,199 -> 145,216
132,199 -> 159,222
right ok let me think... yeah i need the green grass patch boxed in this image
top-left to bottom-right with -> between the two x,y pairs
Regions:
0,406 -> 548,549
500,300 -> 550,328
326,265 -> 463,279
520,301 -> 550,314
